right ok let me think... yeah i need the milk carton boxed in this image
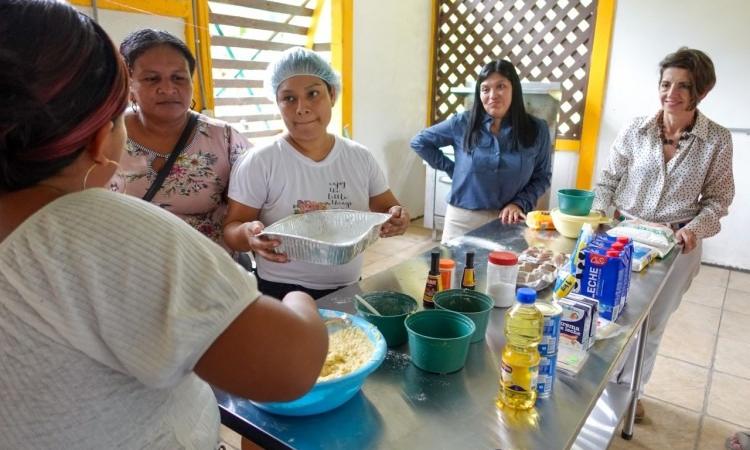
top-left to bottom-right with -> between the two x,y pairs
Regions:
574,248 -> 627,321
590,235 -> 633,307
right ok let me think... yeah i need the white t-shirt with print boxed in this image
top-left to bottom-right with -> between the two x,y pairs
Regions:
0,189 -> 258,449
229,135 -> 389,289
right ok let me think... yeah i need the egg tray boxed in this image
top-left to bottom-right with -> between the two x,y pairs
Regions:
516,246 -> 568,291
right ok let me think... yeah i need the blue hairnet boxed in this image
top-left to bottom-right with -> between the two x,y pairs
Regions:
265,47 -> 341,102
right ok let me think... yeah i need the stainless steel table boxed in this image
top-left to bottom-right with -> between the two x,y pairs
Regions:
215,220 -> 679,449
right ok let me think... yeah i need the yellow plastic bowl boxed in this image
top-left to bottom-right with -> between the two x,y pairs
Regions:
550,208 -> 610,238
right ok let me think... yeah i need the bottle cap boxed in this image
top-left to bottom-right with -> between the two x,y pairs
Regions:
465,251 -> 475,268
616,236 -> 631,244
488,251 -> 518,266
516,287 -> 536,304
430,251 -> 440,274
606,250 -> 621,257
439,258 -> 456,269
611,242 -> 625,251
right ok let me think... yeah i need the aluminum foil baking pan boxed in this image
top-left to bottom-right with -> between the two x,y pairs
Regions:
258,210 -> 392,265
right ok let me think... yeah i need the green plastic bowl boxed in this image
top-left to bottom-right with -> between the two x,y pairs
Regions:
355,291 -> 419,347
405,310 -> 476,374
558,188 -> 595,216
433,289 -> 493,343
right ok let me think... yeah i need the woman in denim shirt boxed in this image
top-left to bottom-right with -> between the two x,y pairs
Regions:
411,60 -> 552,243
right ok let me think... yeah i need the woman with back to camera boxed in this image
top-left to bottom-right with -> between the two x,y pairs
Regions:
410,60 -> 552,243
223,47 -> 410,300
0,2 -> 327,448
593,47 -> 734,421
115,29 -> 251,249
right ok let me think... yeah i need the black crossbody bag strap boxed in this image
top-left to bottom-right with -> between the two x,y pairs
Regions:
142,111 -> 199,202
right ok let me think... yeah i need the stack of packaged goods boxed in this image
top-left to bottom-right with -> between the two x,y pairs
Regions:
555,224 -> 634,322
574,234 -> 633,321
606,219 -> 677,258
551,224 -> 637,375
607,219 -> 678,271
558,293 -> 598,351
535,297 -> 562,399
554,291 -> 598,376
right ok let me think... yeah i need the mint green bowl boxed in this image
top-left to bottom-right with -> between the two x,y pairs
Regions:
405,310 -> 475,374
434,289 -> 493,343
558,188 -> 595,216
355,291 -> 418,347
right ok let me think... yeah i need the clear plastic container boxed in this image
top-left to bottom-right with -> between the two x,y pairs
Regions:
485,251 -> 519,308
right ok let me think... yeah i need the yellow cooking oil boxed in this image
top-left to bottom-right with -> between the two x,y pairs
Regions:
499,287 -> 543,410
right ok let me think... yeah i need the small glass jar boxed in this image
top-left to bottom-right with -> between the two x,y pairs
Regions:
439,258 -> 456,290
485,251 -> 519,307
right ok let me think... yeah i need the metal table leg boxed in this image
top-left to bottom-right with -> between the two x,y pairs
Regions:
621,314 -> 650,440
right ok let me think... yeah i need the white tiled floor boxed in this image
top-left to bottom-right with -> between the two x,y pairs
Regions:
221,221 -> 750,450
610,261 -> 750,450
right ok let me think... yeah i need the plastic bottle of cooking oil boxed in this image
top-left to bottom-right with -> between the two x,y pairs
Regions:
499,287 -> 543,410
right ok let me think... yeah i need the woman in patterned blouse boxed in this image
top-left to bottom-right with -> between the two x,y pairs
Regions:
115,29 -> 251,249
593,48 -> 735,422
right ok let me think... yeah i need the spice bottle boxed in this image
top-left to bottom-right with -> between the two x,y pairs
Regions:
423,251 -> 442,308
461,251 -> 476,290
439,258 -> 456,290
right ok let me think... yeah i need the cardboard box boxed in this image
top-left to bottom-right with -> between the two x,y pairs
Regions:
566,293 -> 599,346
559,296 -> 596,351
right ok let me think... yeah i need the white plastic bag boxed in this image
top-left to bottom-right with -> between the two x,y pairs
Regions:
607,219 -> 676,257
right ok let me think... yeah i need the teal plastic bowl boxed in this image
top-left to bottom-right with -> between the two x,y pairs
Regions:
355,291 -> 419,347
433,289 -> 493,343
558,188 -> 595,216
405,309 -> 475,374
252,309 -> 387,416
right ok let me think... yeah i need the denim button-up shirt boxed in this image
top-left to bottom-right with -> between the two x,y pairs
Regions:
410,111 -> 552,212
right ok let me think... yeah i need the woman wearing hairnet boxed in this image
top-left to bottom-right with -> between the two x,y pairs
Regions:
223,47 -> 410,299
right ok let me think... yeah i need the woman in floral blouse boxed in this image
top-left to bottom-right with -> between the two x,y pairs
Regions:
114,29 -> 250,248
